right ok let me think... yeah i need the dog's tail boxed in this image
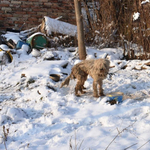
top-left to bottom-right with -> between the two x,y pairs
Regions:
60,74 -> 72,88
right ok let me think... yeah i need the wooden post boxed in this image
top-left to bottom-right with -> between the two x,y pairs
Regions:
74,0 -> 86,60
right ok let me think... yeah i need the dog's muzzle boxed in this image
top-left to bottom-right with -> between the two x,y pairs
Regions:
98,68 -> 107,78
98,73 -> 107,78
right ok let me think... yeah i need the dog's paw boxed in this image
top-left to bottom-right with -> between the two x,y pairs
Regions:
75,94 -> 81,97
99,93 -> 105,97
81,91 -> 86,94
93,94 -> 99,98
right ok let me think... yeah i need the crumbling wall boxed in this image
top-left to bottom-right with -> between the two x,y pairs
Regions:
0,0 -> 75,31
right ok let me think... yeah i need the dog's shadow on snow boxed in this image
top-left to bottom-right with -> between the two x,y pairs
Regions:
58,76 -> 109,102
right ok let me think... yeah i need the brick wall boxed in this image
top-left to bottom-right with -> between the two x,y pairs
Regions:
0,0 -> 76,31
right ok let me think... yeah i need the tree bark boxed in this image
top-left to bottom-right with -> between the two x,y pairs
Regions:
74,0 -> 86,60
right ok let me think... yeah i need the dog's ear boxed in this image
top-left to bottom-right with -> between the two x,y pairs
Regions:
103,59 -> 110,70
105,60 -> 110,69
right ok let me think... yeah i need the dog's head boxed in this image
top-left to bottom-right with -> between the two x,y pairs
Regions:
94,59 -> 110,79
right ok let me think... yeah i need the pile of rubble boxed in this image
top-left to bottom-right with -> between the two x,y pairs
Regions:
0,16 -> 77,65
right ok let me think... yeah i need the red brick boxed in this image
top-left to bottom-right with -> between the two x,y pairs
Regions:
39,0 -> 48,2
21,5 -> 32,8
0,4 -> 9,7
28,0 -> 39,2
6,20 -> 14,24
15,11 -> 27,15
0,16 -> 4,20
27,17 -> 38,22
1,14 -> 13,17
24,11 -> 35,14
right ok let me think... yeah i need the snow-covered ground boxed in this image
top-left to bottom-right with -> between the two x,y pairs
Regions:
1,40 -> 150,150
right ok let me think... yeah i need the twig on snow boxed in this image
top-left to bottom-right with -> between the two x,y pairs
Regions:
2,126 -> 9,150
105,122 -> 136,150
124,143 -> 138,150
137,140 -> 150,150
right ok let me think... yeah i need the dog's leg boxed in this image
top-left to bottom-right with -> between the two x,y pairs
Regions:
75,79 -> 86,96
80,75 -> 87,94
98,80 -> 105,96
80,81 -> 86,94
75,79 -> 81,96
93,81 -> 99,97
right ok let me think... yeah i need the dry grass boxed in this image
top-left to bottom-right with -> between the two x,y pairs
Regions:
1,126 -> 9,150
69,132 -> 84,150
69,122 -> 150,150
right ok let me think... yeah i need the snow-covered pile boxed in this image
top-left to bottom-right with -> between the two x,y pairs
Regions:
1,40 -> 150,150
44,16 -> 77,36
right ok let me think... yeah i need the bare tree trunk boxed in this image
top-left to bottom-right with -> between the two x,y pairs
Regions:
74,0 -> 86,60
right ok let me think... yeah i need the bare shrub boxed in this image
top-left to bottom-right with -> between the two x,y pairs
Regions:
82,0 -> 119,48
82,0 -> 150,60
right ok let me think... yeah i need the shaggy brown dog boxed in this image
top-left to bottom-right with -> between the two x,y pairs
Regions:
61,58 -> 110,97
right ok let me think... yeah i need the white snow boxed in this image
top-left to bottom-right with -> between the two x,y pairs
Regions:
141,0 -> 150,4
1,35 -> 150,150
133,12 -> 140,21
